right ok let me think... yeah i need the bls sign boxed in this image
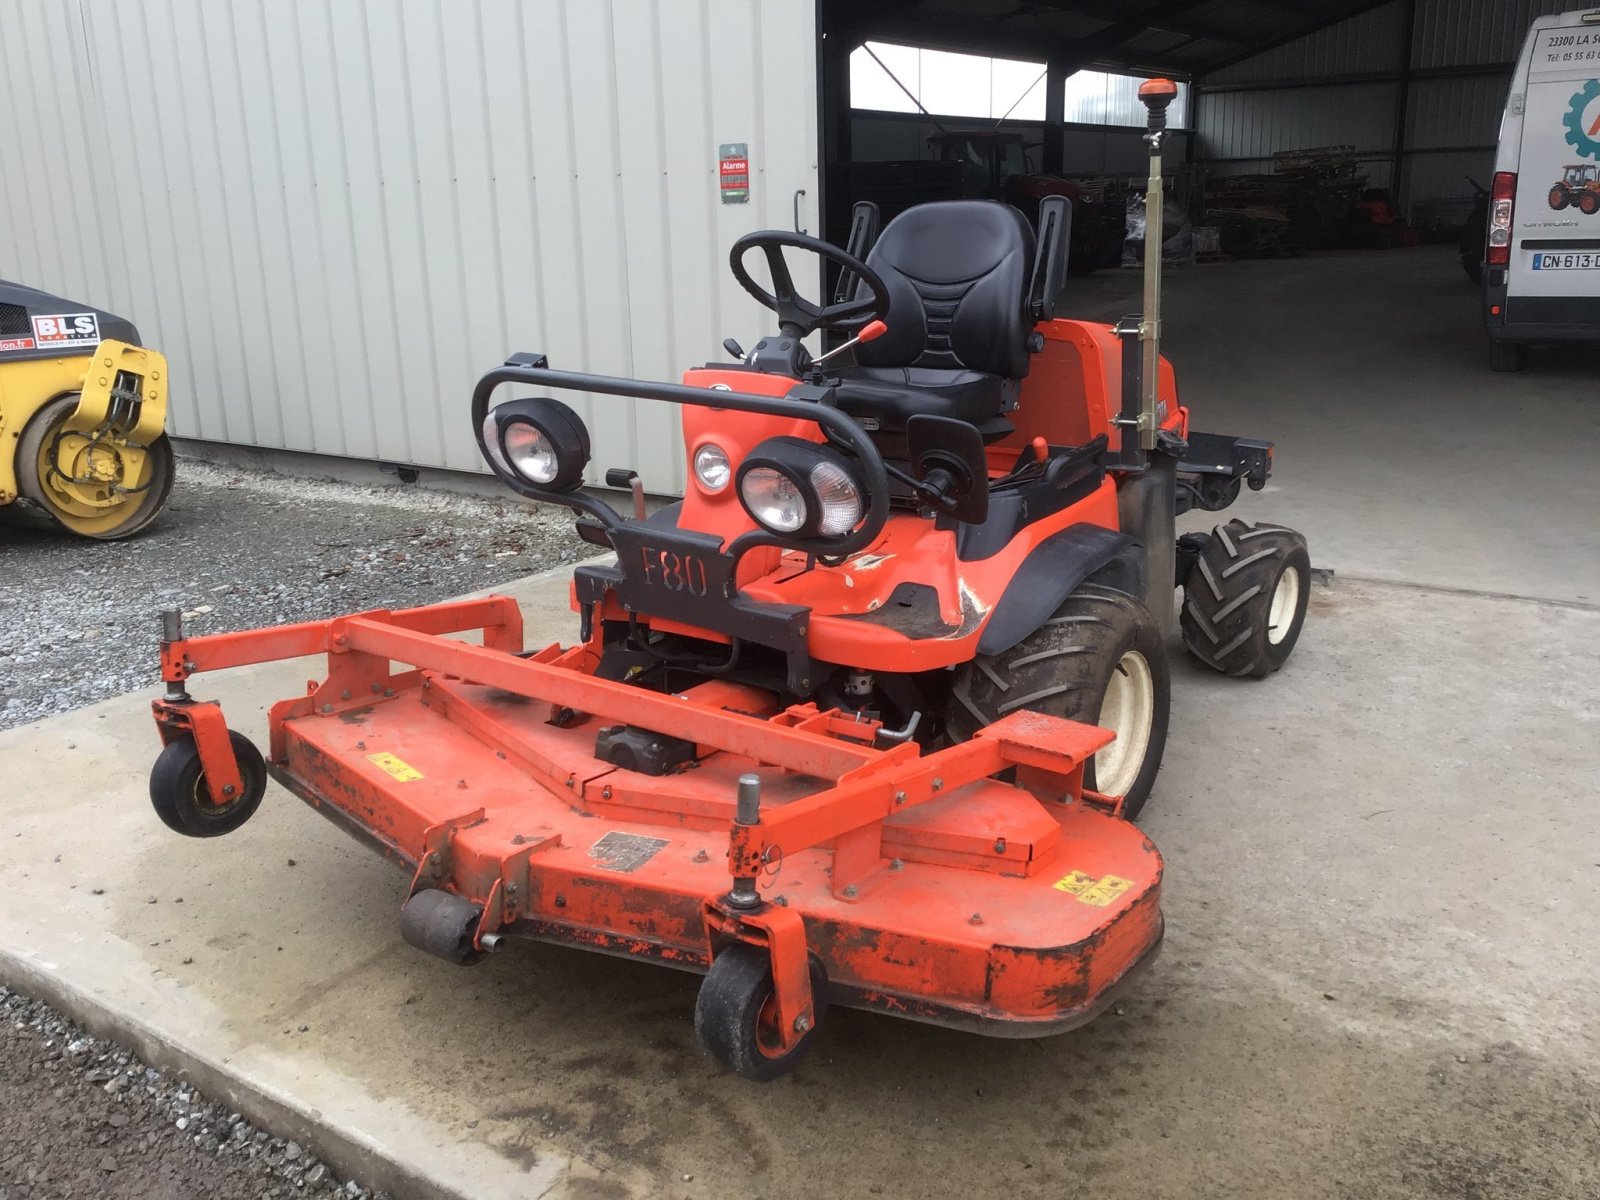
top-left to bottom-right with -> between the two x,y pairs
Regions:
30,312 -> 100,348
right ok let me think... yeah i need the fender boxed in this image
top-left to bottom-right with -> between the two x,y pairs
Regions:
976,523 -> 1142,656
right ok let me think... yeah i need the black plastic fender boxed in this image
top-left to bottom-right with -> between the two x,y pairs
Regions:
976,523 -> 1143,656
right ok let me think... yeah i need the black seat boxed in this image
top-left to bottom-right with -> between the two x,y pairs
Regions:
833,200 -> 1036,438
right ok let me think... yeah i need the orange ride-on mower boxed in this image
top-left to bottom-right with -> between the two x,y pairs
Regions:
147,82 -> 1308,1079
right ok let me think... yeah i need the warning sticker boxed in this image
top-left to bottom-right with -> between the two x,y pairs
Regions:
366,751 -> 424,782
589,831 -> 669,873
0,336 -> 36,353
1052,870 -> 1134,907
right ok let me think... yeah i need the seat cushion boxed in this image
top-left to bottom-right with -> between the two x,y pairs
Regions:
830,365 -> 1004,429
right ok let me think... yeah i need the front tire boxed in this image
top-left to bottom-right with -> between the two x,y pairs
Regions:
694,945 -> 827,1082
1181,521 -> 1310,678
947,584 -> 1171,819
148,731 -> 267,837
1549,185 -> 1571,211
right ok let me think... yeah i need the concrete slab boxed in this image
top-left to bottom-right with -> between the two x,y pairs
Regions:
3,556 -> 1597,1198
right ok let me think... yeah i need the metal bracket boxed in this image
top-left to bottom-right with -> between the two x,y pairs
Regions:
407,808 -> 487,897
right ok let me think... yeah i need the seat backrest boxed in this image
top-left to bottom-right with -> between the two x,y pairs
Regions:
855,200 -> 1036,380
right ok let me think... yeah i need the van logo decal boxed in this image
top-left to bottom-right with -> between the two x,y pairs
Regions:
1563,79 -> 1600,160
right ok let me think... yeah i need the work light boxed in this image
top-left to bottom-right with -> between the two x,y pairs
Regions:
736,437 -> 865,539
477,398 -> 590,492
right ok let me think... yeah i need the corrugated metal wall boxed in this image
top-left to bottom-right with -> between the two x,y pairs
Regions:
0,0 -> 819,494
1196,0 -> 1575,218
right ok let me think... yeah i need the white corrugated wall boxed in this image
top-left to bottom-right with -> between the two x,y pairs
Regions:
0,0 -> 819,495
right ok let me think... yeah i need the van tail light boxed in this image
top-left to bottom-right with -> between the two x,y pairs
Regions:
1487,171 -> 1515,267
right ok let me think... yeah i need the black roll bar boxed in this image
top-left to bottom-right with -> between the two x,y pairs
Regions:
470,354 -> 892,561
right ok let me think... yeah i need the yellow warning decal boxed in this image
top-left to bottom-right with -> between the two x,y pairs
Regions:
1052,870 -> 1134,907
366,752 -> 423,782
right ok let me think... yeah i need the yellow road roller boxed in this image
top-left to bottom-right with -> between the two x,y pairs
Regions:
0,280 -> 173,539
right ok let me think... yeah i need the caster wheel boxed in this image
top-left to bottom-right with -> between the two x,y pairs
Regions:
149,731 -> 267,838
399,888 -> 485,965
694,944 -> 827,1082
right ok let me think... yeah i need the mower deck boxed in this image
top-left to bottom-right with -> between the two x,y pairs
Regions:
154,597 -> 1162,1038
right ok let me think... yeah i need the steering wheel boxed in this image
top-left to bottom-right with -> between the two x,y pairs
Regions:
729,231 -> 890,338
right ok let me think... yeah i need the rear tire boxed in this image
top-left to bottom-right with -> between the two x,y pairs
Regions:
1181,521 -> 1310,678
947,583 -> 1171,820
1581,191 -> 1600,216
1489,341 -> 1527,373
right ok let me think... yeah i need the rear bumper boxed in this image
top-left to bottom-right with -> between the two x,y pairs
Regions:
1483,280 -> 1600,344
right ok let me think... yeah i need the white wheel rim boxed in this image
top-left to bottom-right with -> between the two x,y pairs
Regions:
1267,565 -> 1301,646
1094,650 -> 1154,799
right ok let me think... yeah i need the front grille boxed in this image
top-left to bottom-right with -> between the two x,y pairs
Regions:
0,303 -> 30,337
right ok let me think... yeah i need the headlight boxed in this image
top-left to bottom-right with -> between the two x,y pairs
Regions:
693,443 -> 731,493
476,397 -> 590,491
740,467 -> 808,532
809,459 -> 863,536
504,422 -> 559,483
736,437 -> 866,540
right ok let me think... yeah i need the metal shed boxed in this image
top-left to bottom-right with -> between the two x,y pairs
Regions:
0,0 -> 1566,491
0,0 -> 819,496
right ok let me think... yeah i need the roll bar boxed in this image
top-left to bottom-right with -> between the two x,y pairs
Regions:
470,354 -> 893,561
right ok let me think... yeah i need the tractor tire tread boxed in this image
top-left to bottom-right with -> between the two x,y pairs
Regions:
1180,519 -> 1310,678
947,585 -> 1171,819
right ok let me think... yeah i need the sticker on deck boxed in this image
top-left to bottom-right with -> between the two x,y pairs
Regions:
589,831 -> 670,873
1053,870 -> 1134,907
366,751 -> 423,782
30,312 -> 99,349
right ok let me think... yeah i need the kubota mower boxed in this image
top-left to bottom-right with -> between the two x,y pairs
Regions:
0,281 -> 173,538
148,82 -> 1308,1079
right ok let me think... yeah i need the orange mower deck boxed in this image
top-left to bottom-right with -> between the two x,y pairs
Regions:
152,596 -> 1163,1043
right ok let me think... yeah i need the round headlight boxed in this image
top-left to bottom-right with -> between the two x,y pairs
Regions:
810,460 -> 863,536
503,421 -> 560,484
693,444 -> 731,492
740,466 -> 808,533
476,397 -> 590,492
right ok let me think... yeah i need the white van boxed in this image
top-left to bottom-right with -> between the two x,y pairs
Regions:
1483,7 -> 1600,371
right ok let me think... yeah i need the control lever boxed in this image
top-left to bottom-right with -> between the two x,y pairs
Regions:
605,468 -> 647,520
811,319 -> 888,371
723,337 -> 745,361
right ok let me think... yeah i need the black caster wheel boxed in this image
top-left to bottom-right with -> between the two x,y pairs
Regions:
694,944 -> 827,1082
148,731 -> 267,838
399,888 -> 486,965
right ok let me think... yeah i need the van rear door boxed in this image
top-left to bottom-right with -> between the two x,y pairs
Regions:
1509,18 -> 1600,302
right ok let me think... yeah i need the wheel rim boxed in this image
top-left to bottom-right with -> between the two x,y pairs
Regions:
754,992 -> 788,1059
188,766 -> 249,823
1094,650 -> 1154,799
1267,565 -> 1302,646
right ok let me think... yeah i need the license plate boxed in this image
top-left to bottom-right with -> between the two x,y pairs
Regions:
1532,251 -> 1600,270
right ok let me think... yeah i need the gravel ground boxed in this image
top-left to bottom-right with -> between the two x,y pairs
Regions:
1,456 -> 588,1196
0,985 -> 388,1200
0,457 -> 586,730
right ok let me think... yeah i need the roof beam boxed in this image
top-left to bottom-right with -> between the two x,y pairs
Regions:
1198,0 -> 1403,75
1020,0 -> 1251,46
